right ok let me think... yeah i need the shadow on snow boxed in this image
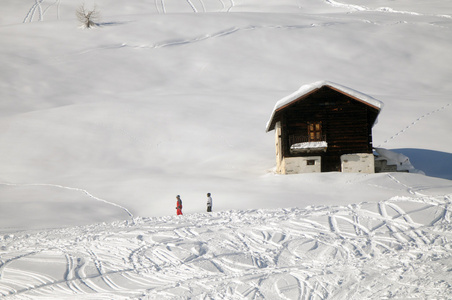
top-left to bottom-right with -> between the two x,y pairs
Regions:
393,148 -> 452,180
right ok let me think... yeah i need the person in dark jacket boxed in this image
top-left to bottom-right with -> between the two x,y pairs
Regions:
206,193 -> 212,212
176,195 -> 183,215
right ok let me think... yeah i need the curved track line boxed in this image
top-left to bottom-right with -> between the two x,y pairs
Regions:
159,0 -> 166,14
217,0 -> 226,11
2,196 -> 451,298
227,0 -> 235,12
385,202 -> 431,245
378,202 -> 410,243
23,0 -> 40,23
73,22 -> 336,56
42,0 -> 60,20
186,0 -> 198,12
0,251 -> 42,280
198,0 -> 206,12
386,174 -> 423,196
0,182 -> 134,219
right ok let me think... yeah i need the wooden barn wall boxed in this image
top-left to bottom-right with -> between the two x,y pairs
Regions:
280,88 -> 378,164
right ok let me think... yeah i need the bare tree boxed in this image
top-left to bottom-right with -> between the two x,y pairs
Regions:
76,4 -> 100,28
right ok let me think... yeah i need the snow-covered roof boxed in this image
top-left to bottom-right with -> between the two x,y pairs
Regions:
266,81 -> 384,132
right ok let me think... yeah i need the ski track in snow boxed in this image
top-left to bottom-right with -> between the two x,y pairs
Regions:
70,21 -> 343,59
324,0 -> 451,19
23,0 -> 61,23
23,0 -> 43,23
1,195 -> 451,299
21,0 -> 451,21
65,7 -> 451,59
0,182 -> 134,220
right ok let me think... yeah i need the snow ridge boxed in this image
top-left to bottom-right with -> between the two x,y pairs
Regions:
325,0 -> 451,19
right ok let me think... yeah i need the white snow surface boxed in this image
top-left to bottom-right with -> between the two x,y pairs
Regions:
1,0 -> 452,299
2,196 -> 452,299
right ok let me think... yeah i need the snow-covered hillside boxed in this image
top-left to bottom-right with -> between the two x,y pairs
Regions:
1,0 -> 451,298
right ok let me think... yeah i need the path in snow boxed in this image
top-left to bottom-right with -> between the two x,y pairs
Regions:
19,0 -> 452,24
70,21 -> 343,58
23,0 -> 61,23
1,195 -> 451,299
377,103 -> 451,147
0,182 -> 134,220
324,0 -> 452,18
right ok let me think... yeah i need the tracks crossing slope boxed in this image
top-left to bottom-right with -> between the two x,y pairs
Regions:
1,195 -> 451,299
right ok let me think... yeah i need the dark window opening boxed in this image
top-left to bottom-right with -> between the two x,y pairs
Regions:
307,159 -> 316,165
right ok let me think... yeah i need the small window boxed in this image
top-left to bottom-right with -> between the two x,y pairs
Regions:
308,121 -> 322,141
307,159 -> 316,166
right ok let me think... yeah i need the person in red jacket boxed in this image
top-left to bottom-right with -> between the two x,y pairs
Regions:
176,195 -> 183,215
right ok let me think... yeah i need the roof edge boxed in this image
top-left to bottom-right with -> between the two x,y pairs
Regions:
266,81 -> 384,132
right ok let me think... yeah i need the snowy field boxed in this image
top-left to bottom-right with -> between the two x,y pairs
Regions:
1,0 -> 452,298
1,194 -> 451,299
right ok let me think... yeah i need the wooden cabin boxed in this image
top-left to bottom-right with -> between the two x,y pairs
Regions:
266,81 -> 383,174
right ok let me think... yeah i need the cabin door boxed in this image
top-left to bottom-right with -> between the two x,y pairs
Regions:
321,155 -> 341,172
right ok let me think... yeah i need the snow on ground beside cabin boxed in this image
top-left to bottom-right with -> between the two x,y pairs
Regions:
1,0 -> 452,298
